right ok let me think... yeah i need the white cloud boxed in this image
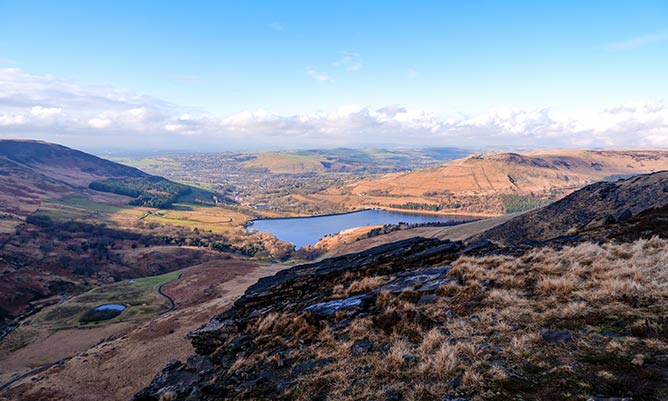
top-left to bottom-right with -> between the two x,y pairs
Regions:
31,105 -> 62,117
609,33 -> 668,50
88,117 -> 112,129
215,101 -> 668,148
2,67 -> 668,150
334,51 -> 362,72
0,67 -> 171,111
0,113 -> 26,126
85,107 -> 165,130
407,69 -> 418,79
305,67 -> 330,81
268,22 -> 284,31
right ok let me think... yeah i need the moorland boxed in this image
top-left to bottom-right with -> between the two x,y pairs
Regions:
3,140 -> 668,400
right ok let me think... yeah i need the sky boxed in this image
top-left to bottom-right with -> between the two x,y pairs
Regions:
1,0 -> 668,152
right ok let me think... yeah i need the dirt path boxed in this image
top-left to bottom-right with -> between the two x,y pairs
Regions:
479,166 -> 495,191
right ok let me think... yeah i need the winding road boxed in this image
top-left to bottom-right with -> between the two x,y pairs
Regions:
157,272 -> 182,316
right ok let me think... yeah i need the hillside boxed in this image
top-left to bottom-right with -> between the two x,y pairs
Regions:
242,154 -> 327,174
0,140 -> 143,221
0,141 -> 233,320
135,171 -> 668,400
321,150 -> 668,215
0,140 -> 222,224
474,171 -> 668,246
0,140 -> 149,184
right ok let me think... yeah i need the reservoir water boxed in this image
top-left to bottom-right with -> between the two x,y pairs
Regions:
247,209 -> 477,249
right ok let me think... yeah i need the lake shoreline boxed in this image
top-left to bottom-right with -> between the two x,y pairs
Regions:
248,207 -> 487,225
247,208 -> 373,226
247,209 -> 485,249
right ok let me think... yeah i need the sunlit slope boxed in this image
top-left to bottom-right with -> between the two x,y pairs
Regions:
323,150 -> 668,215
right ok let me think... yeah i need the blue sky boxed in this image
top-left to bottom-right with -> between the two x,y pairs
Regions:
1,1 -> 668,151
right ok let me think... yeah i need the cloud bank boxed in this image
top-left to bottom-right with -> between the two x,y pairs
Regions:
1,67 -> 668,150
609,33 -> 668,51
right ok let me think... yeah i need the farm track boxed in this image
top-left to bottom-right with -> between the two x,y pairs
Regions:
0,357 -> 71,392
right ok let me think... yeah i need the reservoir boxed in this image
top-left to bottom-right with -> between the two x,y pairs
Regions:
247,209 -> 477,249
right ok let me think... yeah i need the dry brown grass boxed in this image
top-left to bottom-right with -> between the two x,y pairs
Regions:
343,276 -> 388,296
255,312 -> 317,341
218,237 -> 668,400
322,150 -> 668,216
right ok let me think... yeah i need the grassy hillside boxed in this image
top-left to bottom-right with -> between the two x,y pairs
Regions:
0,140 -> 228,219
242,154 -> 327,174
322,150 -> 668,216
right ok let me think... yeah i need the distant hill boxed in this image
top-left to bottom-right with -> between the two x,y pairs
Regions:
242,153 -> 327,174
330,150 -> 668,215
241,147 -> 471,174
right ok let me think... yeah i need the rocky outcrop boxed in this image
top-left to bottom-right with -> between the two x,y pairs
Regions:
135,237 -> 467,400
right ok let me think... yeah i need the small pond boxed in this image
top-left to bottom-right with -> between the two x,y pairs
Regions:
95,304 -> 126,311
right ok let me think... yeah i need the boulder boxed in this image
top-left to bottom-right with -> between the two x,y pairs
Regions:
304,293 -> 373,316
379,265 -> 453,294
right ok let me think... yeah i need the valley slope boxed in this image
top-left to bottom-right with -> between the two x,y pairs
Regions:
0,141 -> 290,400
0,140 -> 233,321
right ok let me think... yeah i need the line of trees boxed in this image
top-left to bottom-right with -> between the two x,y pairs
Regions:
89,177 -> 193,208
388,202 -> 441,211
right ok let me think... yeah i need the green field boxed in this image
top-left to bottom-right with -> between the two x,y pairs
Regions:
30,270 -> 181,330
52,196 -> 124,213
36,196 -> 125,222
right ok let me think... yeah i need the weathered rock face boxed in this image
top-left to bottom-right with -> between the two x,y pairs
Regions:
135,237 -> 467,401
380,265 -> 454,294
